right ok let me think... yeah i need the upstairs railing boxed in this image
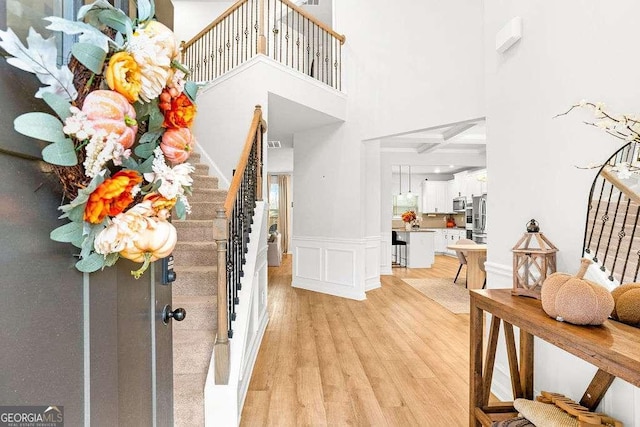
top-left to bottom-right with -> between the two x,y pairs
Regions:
181,0 -> 346,90
583,141 -> 640,285
213,105 -> 266,385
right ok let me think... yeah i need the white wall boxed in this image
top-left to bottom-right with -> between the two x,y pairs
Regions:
334,0 -> 484,140
266,148 -> 293,173
485,1 -> 640,424
173,1 -> 234,43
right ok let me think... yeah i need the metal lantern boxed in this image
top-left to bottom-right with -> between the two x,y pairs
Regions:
512,220 -> 558,299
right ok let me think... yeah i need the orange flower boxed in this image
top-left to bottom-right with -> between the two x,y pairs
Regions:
143,193 -> 177,215
84,170 -> 142,224
163,93 -> 196,129
105,52 -> 142,103
402,210 -> 417,223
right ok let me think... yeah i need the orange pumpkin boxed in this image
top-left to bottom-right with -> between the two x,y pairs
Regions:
541,258 -> 614,325
82,90 -> 138,149
160,128 -> 195,164
120,220 -> 177,279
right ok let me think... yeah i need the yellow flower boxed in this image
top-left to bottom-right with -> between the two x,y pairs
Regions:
105,52 -> 142,103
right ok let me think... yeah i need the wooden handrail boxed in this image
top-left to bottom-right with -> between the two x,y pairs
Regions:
278,0 -> 346,44
601,165 -> 640,205
182,0 -> 248,50
223,105 -> 264,217
182,0 -> 346,51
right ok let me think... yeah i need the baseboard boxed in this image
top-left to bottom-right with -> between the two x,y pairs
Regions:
292,277 -> 366,301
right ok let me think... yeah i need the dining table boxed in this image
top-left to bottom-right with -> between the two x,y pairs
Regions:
446,243 -> 487,289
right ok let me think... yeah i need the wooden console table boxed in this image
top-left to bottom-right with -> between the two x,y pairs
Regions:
469,289 -> 640,427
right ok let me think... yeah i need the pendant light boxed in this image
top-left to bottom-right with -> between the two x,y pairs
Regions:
406,165 -> 413,199
398,165 -> 403,199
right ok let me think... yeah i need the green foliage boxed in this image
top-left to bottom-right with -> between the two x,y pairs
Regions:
14,112 -> 66,143
50,221 -> 83,243
76,252 -> 106,273
42,139 -> 78,166
42,93 -> 72,121
71,43 -> 106,74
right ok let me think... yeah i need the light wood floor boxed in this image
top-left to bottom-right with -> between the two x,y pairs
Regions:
241,255 -> 470,426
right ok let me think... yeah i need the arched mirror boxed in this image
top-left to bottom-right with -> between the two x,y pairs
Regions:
583,141 -> 640,289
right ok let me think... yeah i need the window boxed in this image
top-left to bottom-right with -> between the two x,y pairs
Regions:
268,176 -> 279,232
393,194 -> 418,217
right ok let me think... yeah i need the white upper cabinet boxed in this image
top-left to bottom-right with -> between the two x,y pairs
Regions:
421,181 -> 450,213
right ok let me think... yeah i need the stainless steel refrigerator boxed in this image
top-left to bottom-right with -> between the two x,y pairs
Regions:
472,194 -> 487,243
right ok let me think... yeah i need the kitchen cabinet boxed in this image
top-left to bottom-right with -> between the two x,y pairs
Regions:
428,228 -> 466,255
430,229 -> 446,253
394,230 -> 435,268
421,181 -> 450,213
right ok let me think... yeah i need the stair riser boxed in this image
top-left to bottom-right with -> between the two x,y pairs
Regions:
188,203 -> 219,220
188,191 -> 227,204
172,335 -> 214,375
194,163 -> 209,175
172,303 -> 217,332
191,175 -> 218,190
172,270 -> 217,296
173,248 -> 216,266
174,222 -> 215,242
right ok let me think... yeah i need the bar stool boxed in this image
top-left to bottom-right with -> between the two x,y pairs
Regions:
392,231 -> 407,267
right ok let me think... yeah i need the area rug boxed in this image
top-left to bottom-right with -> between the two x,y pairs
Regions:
401,278 -> 470,314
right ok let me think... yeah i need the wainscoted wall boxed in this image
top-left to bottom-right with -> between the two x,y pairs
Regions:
485,263 -> 639,426
292,236 -> 381,300
379,231 -> 393,275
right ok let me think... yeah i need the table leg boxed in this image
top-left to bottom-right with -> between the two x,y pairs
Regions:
520,331 -> 534,400
466,252 -> 487,289
469,295 -> 484,427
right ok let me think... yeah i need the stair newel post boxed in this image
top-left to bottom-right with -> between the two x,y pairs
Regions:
257,0 -> 266,54
214,208 -> 230,385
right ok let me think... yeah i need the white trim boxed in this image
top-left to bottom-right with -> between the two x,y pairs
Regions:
199,55 -> 347,99
204,202 -> 270,427
484,261 -> 512,279
196,148 -> 231,190
292,235 -> 366,245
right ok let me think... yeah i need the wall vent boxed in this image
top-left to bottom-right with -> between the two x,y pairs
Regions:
306,0 -> 319,5
267,140 -> 282,148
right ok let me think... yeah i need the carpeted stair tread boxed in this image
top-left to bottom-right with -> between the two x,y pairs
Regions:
172,296 -> 216,332
173,373 -> 205,427
172,330 -> 215,374
171,266 -> 217,296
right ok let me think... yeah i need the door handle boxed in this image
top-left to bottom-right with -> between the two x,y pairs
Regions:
162,304 -> 186,324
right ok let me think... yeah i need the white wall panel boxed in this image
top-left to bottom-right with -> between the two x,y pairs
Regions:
295,246 -> 322,281
325,248 -> 356,287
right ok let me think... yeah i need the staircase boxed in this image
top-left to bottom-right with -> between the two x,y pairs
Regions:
171,152 -> 227,426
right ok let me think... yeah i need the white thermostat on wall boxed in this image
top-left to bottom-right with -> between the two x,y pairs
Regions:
495,16 -> 522,53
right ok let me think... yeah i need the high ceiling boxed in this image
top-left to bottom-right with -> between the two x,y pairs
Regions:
380,119 -> 486,175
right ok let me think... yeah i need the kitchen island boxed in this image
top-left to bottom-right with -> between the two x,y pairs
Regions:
393,229 -> 435,268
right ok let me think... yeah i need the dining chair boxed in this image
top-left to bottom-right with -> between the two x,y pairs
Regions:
454,238 -> 476,285
478,254 -> 487,289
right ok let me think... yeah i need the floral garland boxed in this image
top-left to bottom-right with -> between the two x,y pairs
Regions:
0,0 -> 197,278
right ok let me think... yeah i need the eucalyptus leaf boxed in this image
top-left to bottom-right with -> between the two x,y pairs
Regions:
137,0 -> 153,22
134,100 -> 152,119
184,81 -> 198,103
78,0 -> 116,23
120,157 -> 139,170
14,112 -> 65,143
71,233 -> 85,249
44,17 -> 112,52
72,43 -> 106,74
50,221 -> 83,243
98,9 -> 133,38
104,252 -> 119,267
66,204 -> 86,223
148,107 -> 164,132
76,252 -> 106,273
42,92 -> 72,121
175,198 -> 186,220
42,139 -> 78,166
80,222 -> 106,259
137,155 -> 155,174
139,131 -> 163,145
134,142 -> 157,159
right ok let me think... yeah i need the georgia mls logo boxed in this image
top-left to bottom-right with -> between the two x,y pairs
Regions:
0,405 -> 64,426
